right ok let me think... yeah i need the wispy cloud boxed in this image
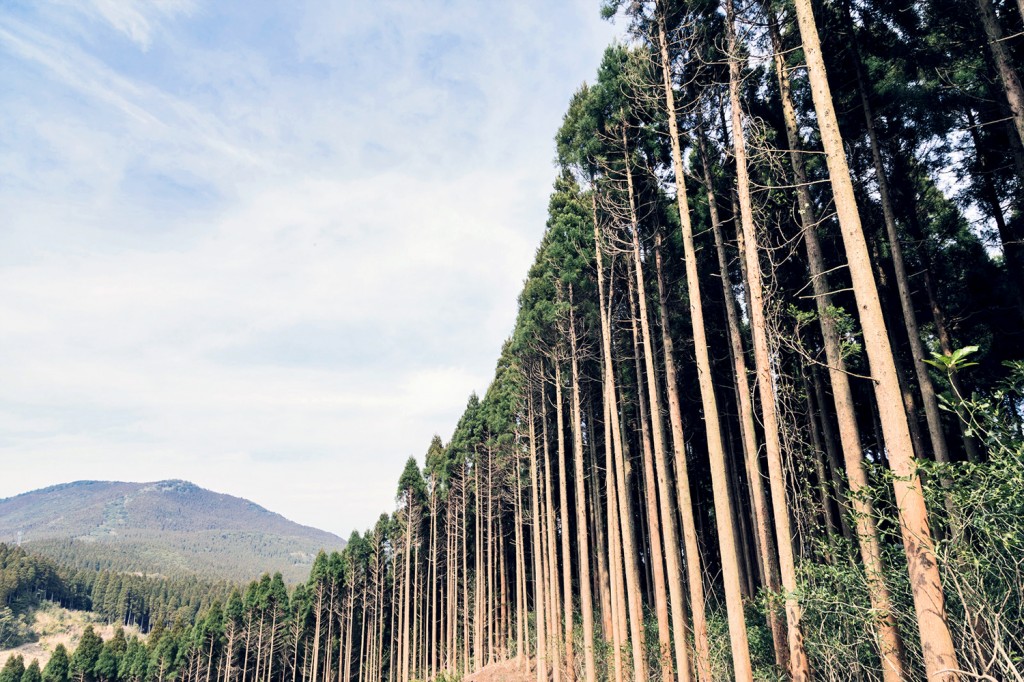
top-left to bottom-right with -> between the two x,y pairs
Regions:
0,0 -> 619,536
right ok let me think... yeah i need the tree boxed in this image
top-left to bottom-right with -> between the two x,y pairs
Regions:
790,0 -> 961,677
43,645 -> 70,682
70,627 -> 103,682
21,661 -> 42,682
1,656 -> 25,682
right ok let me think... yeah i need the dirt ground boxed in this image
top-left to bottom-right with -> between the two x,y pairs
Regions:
464,658 -> 537,682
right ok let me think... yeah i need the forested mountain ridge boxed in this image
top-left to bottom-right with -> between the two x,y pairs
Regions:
0,481 -> 345,583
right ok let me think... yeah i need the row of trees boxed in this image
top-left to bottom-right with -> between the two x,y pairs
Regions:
45,0 -> 1024,678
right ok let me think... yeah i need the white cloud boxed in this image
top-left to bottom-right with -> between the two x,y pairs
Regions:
0,0 -> 619,536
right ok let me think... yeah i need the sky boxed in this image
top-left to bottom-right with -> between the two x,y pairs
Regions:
0,0 -> 621,537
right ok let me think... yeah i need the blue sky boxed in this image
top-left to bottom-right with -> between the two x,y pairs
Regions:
0,0 -> 620,537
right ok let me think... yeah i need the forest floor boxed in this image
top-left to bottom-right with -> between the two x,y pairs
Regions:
465,658 -> 536,682
0,603 -> 143,669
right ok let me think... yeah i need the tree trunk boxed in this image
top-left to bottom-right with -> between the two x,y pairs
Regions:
767,9 -> 909,677
976,0 -> 1024,147
542,391 -> 564,682
850,28 -> 952,469
568,286 -> 598,682
591,206 -> 628,682
653,4 -> 753,676
697,129 -> 788,670
626,267 -> 676,682
726,2 -> 811,676
791,0 -> 961,677
595,195 -> 646,681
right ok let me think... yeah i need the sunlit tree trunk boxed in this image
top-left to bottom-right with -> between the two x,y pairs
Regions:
725,2 -> 811,676
626,265 -> 675,682
568,285 -> 598,682
765,10 -> 909,677
653,5 -> 752,676
791,0 -> 961,677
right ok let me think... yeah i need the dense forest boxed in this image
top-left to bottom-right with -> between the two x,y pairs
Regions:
33,0 -> 1024,679
0,544 -> 232,648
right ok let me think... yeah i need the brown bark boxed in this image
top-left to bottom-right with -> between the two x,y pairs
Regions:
697,130 -> 788,670
528,388 -> 549,682
553,362 -> 575,680
791,0 -> 961,677
977,0 -> 1024,147
541,391 -> 564,682
653,4 -> 753,677
850,34 -> 952,469
591,208 -> 628,682
767,10 -> 909,677
595,197 -> 647,680
568,286 -> 598,682
725,2 -> 811,676
626,265 -> 676,682
621,122 -> 694,682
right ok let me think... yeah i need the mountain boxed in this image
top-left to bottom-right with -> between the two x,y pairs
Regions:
0,480 -> 345,583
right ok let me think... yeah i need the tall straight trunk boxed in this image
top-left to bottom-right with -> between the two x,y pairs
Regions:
568,286 -> 598,682
431,492 -> 439,679
652,5 -> 753,677
462,475 -> 470,678
901,171 -> 983,462
697,130 -> 788,669
474,461 -> 483,672
766,10 -> 909,677
528,390 -> 549,682
725,3 -> 811,677
591,205 -> 628,682
514,448 -> 527,668
976,0 -> 1024,147
588,398 -> 614,643
224,622 -> 236,682
265,610 -> 278,682
447,505 -> 456,675
499,490 -> 509,659
791,1 -> 961,678
486,448 -> 495,665
553,362 -> 575,681
654,228 -> 714,682
358,581 -> 369,682
621,119 -> 692,682
849,29 -> 952,469
402,497 -> 414,682
542,393 -> 564,682
808,364 -> 854,541
411,543 -> 420,680
540,451 -> 560,682
344,593 -> 355,682
802,367 -> 841,539
377,551 -> 387,682
595,200 -> 645,681
626,275 -> 675,682
311,587 -> 323,682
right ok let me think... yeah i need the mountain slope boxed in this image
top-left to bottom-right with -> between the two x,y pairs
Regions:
0,480 -> 345,583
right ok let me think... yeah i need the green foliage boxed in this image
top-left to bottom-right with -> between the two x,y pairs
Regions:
20,661 -> 41,682
42,644 -> 70,682
69,626 -> 102,682
0,656 -> 25,682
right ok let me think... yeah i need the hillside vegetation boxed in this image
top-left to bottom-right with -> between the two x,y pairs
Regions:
0,481 -> 345,583
0,603 -> 143,671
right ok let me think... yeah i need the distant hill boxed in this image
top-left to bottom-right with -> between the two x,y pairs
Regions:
0,480 -> 345,583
